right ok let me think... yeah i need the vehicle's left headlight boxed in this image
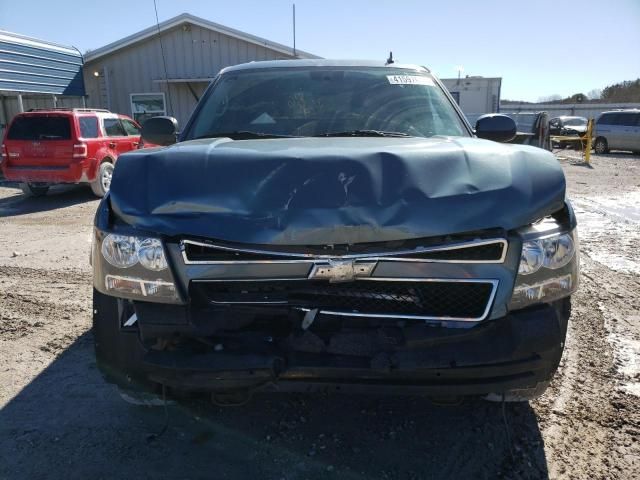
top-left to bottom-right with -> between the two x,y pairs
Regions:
517,232 -> 575,275
509,229 -> 578,310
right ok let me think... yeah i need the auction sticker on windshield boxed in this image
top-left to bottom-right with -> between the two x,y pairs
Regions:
387,75 -> 434,86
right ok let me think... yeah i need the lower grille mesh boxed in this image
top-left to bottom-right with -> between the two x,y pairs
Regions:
192,280 -> 495,320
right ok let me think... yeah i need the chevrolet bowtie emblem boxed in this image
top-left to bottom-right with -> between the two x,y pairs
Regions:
308,259 -> 377,283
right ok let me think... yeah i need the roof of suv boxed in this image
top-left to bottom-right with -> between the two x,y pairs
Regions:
553,116 -> 586,120
16,109 -> 134,122
220,59 -> 430,75
600,109 -> 640,114
22,108 -> 111,115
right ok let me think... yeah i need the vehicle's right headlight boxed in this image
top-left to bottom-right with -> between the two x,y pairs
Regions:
101,234 -> 169,271
101,234 -> 140,268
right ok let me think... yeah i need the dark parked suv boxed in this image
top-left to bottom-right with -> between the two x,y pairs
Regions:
92,60 -> 578,404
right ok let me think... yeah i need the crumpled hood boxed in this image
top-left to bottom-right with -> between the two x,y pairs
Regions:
109,136 -> 566,245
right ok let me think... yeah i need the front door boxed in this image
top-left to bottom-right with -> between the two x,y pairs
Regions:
597,113 -> 623,150
102,117 -> 134,159
120,118 -> 142,150
620,113 -> 640,152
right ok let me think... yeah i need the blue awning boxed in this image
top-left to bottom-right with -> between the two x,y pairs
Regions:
0,30 -> 85,96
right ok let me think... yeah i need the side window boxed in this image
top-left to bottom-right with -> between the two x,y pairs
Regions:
597,114 -> 613,125
550,119 -> 560,128
610,114 -> 626,126
634,114 -> 640,127
78,117 -> 99,138
103,118 -> 126,137
617,114 -> 635,127
121,119 -> 141,136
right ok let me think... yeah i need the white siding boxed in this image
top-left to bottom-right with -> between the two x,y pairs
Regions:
83,23 -> 296,127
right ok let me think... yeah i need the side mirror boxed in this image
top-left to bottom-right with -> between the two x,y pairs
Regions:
141,116 -> 178,146
475,114 -> 517,143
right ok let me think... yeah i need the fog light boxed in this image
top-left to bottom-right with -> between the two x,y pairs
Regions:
105,275 -> 144,296
509,274 -> 573,310
105,275 -> 177,300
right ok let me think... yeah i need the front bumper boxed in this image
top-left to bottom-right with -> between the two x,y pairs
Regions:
94,289 -> 570,397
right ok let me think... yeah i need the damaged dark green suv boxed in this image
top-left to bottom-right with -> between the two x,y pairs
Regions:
91,60 -> 578,404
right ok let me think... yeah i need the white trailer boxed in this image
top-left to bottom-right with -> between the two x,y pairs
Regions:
441,76 -> 502,118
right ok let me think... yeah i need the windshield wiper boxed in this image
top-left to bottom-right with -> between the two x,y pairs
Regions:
315,129 -> 412,138
193,131 -> 296,140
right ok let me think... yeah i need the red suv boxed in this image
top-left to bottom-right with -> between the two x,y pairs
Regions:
1,108 -> 147,197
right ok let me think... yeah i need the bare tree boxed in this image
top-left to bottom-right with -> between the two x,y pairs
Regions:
538,94 -> 562,103
587,88 -> 602,100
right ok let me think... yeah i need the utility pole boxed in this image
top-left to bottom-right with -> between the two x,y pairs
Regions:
457,66 -> 464,85
292,4 -> 297,58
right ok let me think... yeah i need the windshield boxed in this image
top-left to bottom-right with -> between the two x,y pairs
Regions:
185,67 -> 468,140
563,117 -> 587,126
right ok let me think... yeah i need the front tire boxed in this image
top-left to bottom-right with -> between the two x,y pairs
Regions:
90,161 -> 114,197
594,137 -> 608,154
20,182 -> 49,197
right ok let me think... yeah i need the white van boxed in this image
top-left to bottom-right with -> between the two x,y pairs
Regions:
594,110 -> 640,154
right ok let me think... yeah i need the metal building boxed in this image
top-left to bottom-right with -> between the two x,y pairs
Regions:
83,13 -> 320,128
441,76 -> 502,119
0,30 -> 86,137
500,101 -> 640,121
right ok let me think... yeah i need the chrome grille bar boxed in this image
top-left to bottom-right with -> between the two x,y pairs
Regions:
181,238 -> 508,265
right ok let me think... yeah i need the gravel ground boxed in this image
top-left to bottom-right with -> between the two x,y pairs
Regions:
1,151 -> 639,479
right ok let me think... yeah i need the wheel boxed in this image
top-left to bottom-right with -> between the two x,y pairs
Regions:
90,161 -> 114,197
20,182 -> 49,197
594,137 -> 608,154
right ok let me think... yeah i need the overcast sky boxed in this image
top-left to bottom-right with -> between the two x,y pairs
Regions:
1,0 -> 639,102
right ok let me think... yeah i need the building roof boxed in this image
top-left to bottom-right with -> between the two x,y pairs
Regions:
0,30 -> 85,96
84,13 -> 320,63
220,59 -> 429,74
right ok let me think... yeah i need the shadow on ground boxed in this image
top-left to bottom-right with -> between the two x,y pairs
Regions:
0,184 -> 97,217
0,332 -> 549,479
